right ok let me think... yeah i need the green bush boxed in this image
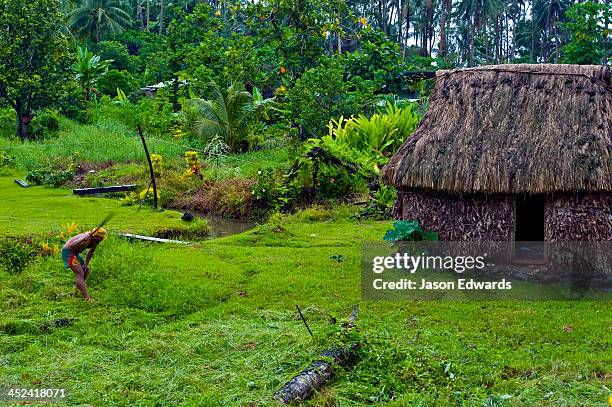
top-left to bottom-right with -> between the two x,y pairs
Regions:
0,151 -> 16,168
97,69 -> 139,97
56,81 -> 91,123
95,94 -> 176,136
29,110 -> 60,140
0,238 -> 34,273
325,103 -> 421,166
252,168 -> 291,211
287,57 -> 375,138
26,169 -> 75,187
96,40 -> 132,71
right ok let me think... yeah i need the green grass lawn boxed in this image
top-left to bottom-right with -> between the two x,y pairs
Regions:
0,176 -> 185,237
0,179 -> 610,406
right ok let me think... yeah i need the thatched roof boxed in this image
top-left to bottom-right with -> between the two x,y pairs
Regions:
382,64 -> 612,193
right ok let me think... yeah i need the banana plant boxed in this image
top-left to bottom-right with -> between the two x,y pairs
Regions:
72,46 -> 112,101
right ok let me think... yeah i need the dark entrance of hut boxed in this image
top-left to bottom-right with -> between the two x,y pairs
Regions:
514,195 -> 545,261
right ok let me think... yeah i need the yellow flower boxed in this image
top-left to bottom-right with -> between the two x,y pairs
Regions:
215,10 -> 221,16
40,241 -> 60,257
274,85 -> 287,97
359,17 -> 368,27
59,221 -> 79,239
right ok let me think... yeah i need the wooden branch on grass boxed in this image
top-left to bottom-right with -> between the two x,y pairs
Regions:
73,185 -> 136,195
274,306 -> 360,404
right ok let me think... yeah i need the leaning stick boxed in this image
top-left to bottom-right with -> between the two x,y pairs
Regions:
90,212 -> 115,236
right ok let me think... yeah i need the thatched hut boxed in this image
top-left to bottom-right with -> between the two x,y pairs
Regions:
382,64 -> 612,242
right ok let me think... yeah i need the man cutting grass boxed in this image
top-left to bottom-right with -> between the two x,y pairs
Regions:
61,227 -> 106,302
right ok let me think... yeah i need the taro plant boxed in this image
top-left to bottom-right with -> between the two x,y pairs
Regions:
383,220 -> 438,241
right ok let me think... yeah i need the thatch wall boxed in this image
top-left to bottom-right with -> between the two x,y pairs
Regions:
397,189 -> 612,241
545,192 -> 612,240
394,189 -> 515,240
382,64 -> 612,194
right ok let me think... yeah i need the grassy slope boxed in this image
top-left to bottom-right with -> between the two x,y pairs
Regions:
0,118 -> 290,177
0,179 -> 610,406
0,177 -> 184,236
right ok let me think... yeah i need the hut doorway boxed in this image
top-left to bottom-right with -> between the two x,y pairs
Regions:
514,195 -> 545,261
515,195 -> 545,241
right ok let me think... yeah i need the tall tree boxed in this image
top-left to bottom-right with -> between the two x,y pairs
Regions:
533,0 -> 570,62
562,1 -> 611,64
159,0 -> 165,33
68,0 -> 132,42
439,0 -> 452,56
457,0 -> 503,65
0,0 -> 72,139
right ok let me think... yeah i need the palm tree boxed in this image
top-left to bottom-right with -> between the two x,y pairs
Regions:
456,0 -> 503,65
188,82 -> 255,152
68,0 -> 132,42
533,0 -> 570,62
188,83 -> 280,152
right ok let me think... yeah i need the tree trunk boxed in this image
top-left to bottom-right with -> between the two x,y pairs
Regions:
403,1 -> 410,57
553,16 -> 560,62
138,126 -> 158,209
146,0 -> 150,31
469,20 -> 475,66
159,0 -> 165,34
439,0 -> 451,57
15,100 -> 31,140
531,16 -> 536,62
274,345 -> 360,404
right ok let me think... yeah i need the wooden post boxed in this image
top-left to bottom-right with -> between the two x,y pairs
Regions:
137,126 -> 158,209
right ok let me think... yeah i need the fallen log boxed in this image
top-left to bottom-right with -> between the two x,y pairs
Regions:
274,306 -> 359,404
73,185 -> 137,195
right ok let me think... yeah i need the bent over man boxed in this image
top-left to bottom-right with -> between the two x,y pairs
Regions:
61,227 -> 106,302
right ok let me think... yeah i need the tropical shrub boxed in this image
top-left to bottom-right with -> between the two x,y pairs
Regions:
96,40 -> 132,71
286,58 -> 376,138
252,168 -> 291,211
73,46 -> 112,101
97,69 -> 139,97
183,150 -> 203,179
0,238 -> 34,273
287,103 -> 420,199
357,184 -> 397,220
26,169 -> 75,187
562,1 -> 611,64
29,110 -> 61,140
383,220 -> 438,241
0,151 -> 15,168
325,102 -> 421,166
150,154 -> 163,176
